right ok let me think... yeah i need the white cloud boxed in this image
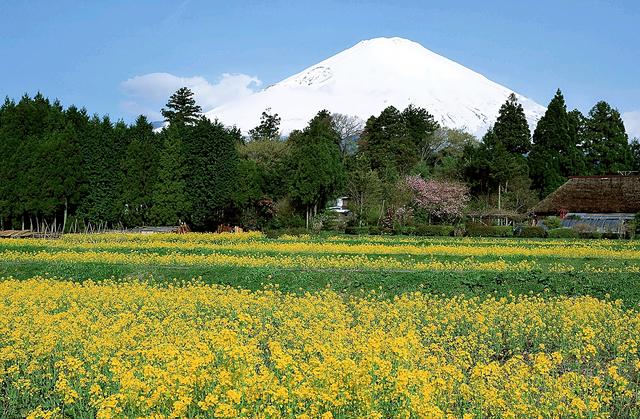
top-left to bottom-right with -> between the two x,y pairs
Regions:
623,110 -> 640,141
120,72 -> 261,120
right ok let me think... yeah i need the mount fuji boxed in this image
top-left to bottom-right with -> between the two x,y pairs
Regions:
205,37 -> 546,137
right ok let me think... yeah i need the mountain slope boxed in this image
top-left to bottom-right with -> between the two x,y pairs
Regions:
205,37 -> 546,136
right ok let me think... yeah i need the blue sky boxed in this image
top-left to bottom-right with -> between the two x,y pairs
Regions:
1,0 -> 639,136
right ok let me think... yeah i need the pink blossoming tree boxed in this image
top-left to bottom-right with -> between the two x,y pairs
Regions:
404,175 -> 469,222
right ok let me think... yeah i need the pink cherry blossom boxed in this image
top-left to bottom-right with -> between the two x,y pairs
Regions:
404,175 -> 469,221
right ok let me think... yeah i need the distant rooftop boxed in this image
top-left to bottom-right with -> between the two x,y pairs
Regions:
533,175 -> 640,215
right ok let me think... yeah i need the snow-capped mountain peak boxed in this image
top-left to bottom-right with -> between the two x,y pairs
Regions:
205,37 -> 546,136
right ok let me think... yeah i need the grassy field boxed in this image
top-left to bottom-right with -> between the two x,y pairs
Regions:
2,232 -> 640,417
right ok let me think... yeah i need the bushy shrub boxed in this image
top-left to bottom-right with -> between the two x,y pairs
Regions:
571,222 -> 605,239
580,231 -> 603,239
263,227 -> 311,238
544,216 -> 562,229
547,228 -> 578,238
271,198 -> 305,229
600,232 -> 620,240
344,226 -> 369,235
396,226 -> 416,236
320,212 -> 348,232
465,224 -> 513,237
414,225 -> 455,237
516,226 -> 548,238
368,226 -> 381,235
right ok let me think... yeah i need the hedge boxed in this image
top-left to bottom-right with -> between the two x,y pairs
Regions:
368,226 -> 382,235
465,225 -> 513,237
344,226 -> 370,235
547,228 -> 578,239
516,226 -> 547,238
414,225 -> 455,237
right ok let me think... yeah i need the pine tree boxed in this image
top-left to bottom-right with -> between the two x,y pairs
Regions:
583,101 -> 633,174
493,93 -> 531,154
161,87 -> 202,126
248,108 -> 281,141
528,89 -> 586,197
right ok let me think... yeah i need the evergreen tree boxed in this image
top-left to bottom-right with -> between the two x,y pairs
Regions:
288,110 -> 345,226
358,105 -> 440,179
248,108 -> 281,141
0,97 -> 19,228
583,101 -> 633,174
401,104 -> 441,164
463,95 -> 532,202
161,87 -> 202,126
528,89 -> 586,197
183,118 -> 240,229
238,135 -> 290,200
493,93 -> 531,154
463,128 -> 529,197
150,127 -> 190,225
631,138 -> 640,171
77,117 -> 129,225
345,154 -> 382,225
120,116 -> 160,226
35,124 -> 83,230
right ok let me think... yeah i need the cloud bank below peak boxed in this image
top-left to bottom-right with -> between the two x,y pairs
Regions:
120,72 -> 261,120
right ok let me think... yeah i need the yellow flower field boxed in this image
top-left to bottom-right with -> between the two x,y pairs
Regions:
2,277 -> 640,418
2,232 -> 640,274
5,232 -> 640,260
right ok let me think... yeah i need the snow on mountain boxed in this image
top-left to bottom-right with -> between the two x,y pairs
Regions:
204,37 -> 546,137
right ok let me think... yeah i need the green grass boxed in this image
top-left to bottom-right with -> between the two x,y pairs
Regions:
2,260 -> 639,307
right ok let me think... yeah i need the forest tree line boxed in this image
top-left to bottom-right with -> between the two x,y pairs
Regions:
0,87 -> 638,231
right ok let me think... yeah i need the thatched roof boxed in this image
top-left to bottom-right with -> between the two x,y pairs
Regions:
533,175 -> 640,215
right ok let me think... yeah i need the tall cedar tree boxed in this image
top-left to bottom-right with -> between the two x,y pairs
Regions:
150,126 -> 190,225
120,116 -> 160,226
463,95 -> 530,196
161,87 -> 202,126
184,119 -> 240,230
248,108 -> 281,141
463,128 -> 528,195
583,101 -> 633,174
493,93 -> 531,154
631,139 -> 640,171
78,117 -> 130,225
0,94 -> 80,229
528,89 -> 587,197
288,110 -> 345,225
